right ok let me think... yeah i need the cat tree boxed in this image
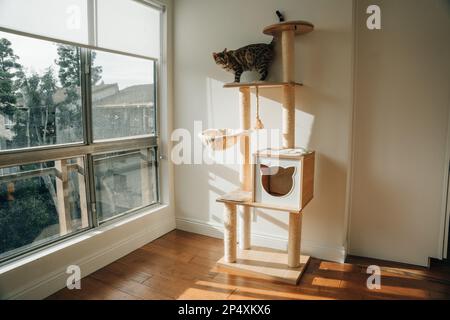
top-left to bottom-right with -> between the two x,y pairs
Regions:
215,21 -> 315,285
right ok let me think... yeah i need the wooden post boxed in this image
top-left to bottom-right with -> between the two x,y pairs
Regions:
6,182 -> 14,201
282,84 -> 296,149
77,158 -> 89,229
288,212 -> 302,267
239,87 -> 251,192
55,160 -> 72,235
282,28 -> 301,267
281,30 -> 295,83
224,203 -> 237,263
281,29 -> 296,149
239,87 -> 252,250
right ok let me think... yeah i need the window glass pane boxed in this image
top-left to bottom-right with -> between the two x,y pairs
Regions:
0,157 -> 89,260
92,50 -> 155,141
97,0 -> 161,58
0,31 -> 83,151
0,0 -> 89,44
94,148 -> 157,223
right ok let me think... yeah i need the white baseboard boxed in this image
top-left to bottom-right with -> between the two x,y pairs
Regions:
4,215 -> 175,300
176,217 -> 347,263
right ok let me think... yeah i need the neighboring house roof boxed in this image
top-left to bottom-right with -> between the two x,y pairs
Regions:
92,83 -> 119,94
52,83 -> 121,104
94,84 -> 154,107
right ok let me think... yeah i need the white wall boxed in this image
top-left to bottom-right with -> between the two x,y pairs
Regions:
349,0 -> 450,266
174,0 -> 354,262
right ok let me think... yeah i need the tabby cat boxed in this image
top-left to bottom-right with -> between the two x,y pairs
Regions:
212,11 -> 284,83
213,40 -> 275,83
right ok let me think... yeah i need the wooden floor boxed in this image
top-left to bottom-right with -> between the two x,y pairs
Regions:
49,230 -> 450,300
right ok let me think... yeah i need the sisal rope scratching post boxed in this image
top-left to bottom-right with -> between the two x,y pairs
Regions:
288,212 -> 302,267
223,203 -> 237,263
282,84 -> 296,149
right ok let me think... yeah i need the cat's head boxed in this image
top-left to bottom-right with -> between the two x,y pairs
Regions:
212,49 -> 230,68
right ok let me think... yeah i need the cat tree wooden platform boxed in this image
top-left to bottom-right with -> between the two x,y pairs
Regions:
216,21 -> 314,285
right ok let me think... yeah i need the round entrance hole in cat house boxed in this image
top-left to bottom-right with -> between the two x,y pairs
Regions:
253,148 -> 315,212
199,128 -> 251,151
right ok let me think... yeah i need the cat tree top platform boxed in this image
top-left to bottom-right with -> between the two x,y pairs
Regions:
223,81 -> 302,89
263,20 -> 314,36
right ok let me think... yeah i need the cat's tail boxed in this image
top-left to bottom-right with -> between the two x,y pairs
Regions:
276,10 -> 285,22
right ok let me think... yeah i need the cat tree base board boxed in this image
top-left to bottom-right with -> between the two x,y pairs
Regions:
217,247 -> 310,285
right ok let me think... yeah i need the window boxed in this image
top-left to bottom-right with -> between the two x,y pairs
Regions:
3,115 -> 13,129
96,0 -> 161,57
0,0 -> 162,264
0,0 -> 89,44
92,51 -> 156,141
94,148 -> 158,222
0,0 -> 162,56
0,32 -> 83,151
0,157 -> 88,260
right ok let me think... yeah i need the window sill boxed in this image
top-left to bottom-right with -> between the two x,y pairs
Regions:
0,203 -> 169,275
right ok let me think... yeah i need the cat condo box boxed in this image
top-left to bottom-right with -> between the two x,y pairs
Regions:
253,148 -> 315,212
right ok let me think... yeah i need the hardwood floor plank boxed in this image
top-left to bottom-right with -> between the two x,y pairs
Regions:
142,274 -> 234,300
140,242 -> 196,264
118,249 -> 218,282
103,261 -> 152,284
70,277 -> 139,300
47,231 -> 450,300
90,267 -> 172,300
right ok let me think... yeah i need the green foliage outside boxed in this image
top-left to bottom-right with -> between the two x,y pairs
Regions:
0,176 -> 58,256
0,38 -> 21,117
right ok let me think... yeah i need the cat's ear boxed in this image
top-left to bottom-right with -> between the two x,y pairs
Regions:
223,48 -> 228,53
212,52 -> 217,59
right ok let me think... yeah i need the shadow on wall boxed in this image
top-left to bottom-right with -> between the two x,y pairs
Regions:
255,209 -> 289,231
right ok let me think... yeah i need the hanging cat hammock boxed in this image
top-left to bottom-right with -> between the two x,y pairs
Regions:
199,129 -> 250,151
200,86 -> 266,151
